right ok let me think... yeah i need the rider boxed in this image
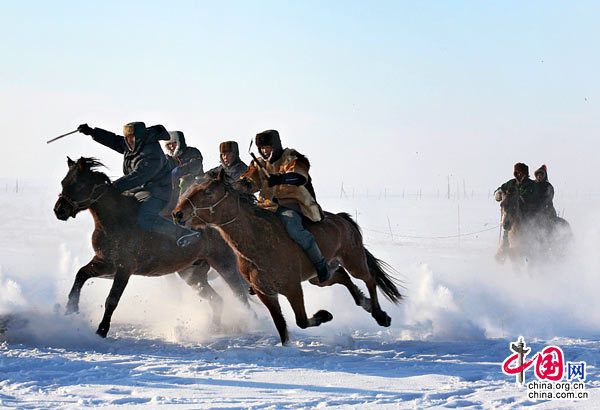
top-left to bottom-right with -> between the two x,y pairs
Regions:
77,122 -> 200,246
206,141 -> 248,183
533,164 -> 557,226
494,162 -> 537,261
239,129 -> 331,283
163,130 -> 204,196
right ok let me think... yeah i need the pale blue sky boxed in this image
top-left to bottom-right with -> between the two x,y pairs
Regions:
1,1 -> 598,194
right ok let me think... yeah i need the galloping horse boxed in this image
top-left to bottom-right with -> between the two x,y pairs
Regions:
54,157 -> 250,337
173,170 -> 402,345
500,187 -> 572,264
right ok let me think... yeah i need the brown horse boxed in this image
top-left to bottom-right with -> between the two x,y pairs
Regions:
172,170 -> 402,345
53,157 -> 250,337
499,187 -> 572,264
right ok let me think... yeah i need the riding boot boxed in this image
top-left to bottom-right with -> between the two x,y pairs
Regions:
151,216 -> 202,248
305,241 -> 332,283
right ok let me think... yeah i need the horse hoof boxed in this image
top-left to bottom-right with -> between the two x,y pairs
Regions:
374,312 -> 391,327
96,327 -> 109,338
315,310 -> 333,324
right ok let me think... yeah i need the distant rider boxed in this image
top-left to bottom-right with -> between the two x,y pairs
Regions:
533,164 -> 558,229
494,162 -> 537,261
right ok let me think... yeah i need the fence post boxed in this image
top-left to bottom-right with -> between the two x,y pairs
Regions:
457,203 -> 461,246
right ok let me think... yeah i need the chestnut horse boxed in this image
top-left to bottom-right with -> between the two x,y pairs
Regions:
173,170 -> 402,345
54,157 -> 250,337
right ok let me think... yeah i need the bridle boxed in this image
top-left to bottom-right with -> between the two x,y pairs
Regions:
183,190 -> 239,227
59,183 -> 109,215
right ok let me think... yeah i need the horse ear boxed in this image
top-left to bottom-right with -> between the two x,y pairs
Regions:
217,167 -> 226,182
76,158 -> 87,171
67,156 -> 75,167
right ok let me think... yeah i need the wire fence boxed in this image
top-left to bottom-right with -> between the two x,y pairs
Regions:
362,224 -> 501,240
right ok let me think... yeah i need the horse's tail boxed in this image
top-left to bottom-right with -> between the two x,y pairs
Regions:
336,212 -> 403,304
364,247 -> 403,304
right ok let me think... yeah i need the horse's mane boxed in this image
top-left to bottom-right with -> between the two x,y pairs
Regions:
78,157 -> 111,185
221,178 -> 279,222
80,157 -> 105,171
77,157 -> 137,207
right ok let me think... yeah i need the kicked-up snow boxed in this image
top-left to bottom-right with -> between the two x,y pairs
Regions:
1,183 -> 599,408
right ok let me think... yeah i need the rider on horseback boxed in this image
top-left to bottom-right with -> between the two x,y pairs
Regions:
163,130 -> 204,196
77,122 -> 200,246
494,162 -> 537,261
239,130 -> 331,283
206,141 -> 248,183
533,164 -> 557,223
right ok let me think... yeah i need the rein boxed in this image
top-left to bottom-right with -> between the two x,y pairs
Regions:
184,191 -> 240,227
59,183 -> 109,214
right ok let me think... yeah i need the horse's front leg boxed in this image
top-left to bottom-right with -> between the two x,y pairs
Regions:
96,269 -> 131,338
66,258 -> 113,315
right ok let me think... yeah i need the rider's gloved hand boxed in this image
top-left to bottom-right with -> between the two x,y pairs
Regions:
494,189 -> 504,202
77,124 -> 94,135
267,173 -> 284,187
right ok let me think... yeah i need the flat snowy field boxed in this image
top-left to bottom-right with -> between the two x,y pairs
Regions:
1,182 -> 599,409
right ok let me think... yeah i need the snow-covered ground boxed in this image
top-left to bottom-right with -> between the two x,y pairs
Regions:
1,181 -> 599,408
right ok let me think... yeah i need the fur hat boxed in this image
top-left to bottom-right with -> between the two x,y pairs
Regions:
255,130 -> 281,148
123,122 -> 147,139
513,162 -> 529,176
219,141 -> 239,155
534,164 -> 548,179
164,131 -> 185,157
534,164 -> 547,175
255,129 -> 283,162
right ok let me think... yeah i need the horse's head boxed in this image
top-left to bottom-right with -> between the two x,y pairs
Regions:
500,186 -> 522,228
173,168 -> 237,229
54,157 -> 111,220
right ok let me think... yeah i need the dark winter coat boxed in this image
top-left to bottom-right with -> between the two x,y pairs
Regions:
166,133 -> 204,194
498,177 -> 538,216
91,127 -> 172,201
207,159 -> 248,184
536,180 -> 557,217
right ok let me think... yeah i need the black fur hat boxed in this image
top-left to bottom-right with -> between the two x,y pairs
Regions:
255,130 -> 280,147
256,129 -> 283,162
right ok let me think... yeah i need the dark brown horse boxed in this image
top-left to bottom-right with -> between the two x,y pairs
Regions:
499,187 -> 572,264
53,157 -> 250,337
173,170 -> 402,345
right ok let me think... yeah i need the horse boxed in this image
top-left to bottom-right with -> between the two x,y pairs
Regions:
172,169 -> 402,345
499,187 -> 572,264
53,157 -> 250,337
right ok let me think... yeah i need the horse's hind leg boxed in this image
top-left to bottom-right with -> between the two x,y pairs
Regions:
285,284 -> 333,330
66,257 -> 113,315
254,290 -> 289,345
178,262 -> 224,328
309,266 -> 371,313
342,255 -> 391,327
96,269 -> 131,338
